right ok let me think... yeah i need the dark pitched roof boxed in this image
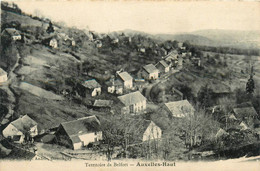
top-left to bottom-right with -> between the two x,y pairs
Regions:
11,115 -> 37,133
158,60 -> 169,68
123,119 -> 159,142
60,115 -> 101,143
93,100 -> 113,107
3,28 -> 20,36
0,68 -> 7,76
82,79 -> 101,89
233,107 -> 258,118
143,64 -> 159,74
118,91 -> 146,106
164,100 -> 195,118
118,72 -> 133,82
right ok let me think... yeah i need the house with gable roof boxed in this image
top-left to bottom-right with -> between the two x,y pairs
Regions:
156,60 -> 170,73
2,28 -> 22,41
163,100 -> 195,118
118,91 -> 147,114
124,119 -> 162,143
3,115 -> 38,143
77,79 -> 101,97
118,71 -> 133,89
142,64 -> 159,80
55,115 -> 102,150
231,106 -> 259,127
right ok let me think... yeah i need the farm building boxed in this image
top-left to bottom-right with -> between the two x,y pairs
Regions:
2,28 -> 22,41
55,115 -> 102,150
156,60 -> 170,73
231,106 -> 259,126
142,64 -> 160,80
93,99 -> 113,112
163,100 -> 195,118
42,37 -> 58,49
118,71 -> 133,89
118,91 -> 147,114
124,119 -> 162,143
215,128 -> 229,139
105,79 -> 123,95
77,79 -> 101,97
0,68 -> 8,84
2,115 -> 38,143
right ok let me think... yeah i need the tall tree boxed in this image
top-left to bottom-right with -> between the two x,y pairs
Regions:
246,67 -> 255,94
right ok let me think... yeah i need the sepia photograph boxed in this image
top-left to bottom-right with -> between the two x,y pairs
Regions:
0,0 -> 260,170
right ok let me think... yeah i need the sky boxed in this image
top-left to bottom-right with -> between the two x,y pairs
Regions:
11,0 -> 260,34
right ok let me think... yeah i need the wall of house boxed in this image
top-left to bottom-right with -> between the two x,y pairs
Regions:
91,87 -> 101,96
149,72 -> 159,80
78,131 -> 102,146
133,100 -> 146,113
13,35 -> 21,40
142,122 -> 162,142
108,86 -> 115,93
0,74 -> 8,83
142,70 -> 159,80
124,80 -> 133,89
2,124 -> 23,138
29,125 -> 38,137
73,142 -> 82,150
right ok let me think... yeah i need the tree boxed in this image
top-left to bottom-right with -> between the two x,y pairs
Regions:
246,75 -> 255,94
197,85 -> 214,108
46,21 -> 54,34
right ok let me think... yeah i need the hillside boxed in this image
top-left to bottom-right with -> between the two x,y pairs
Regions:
120,29 -> 260,49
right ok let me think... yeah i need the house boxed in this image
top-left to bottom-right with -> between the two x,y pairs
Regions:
105,79 -> 123,94
118,91 -> 147,114
177,42 -> 184,48
2,115 -> 38,143
0,68 -> 8,84
124,119 -> 162,143
95,40 -> 102,48
55,115 -> 102,150
77,79 -> 101,97
93,99 -> 113,112
215,128 -> 229,139
49,38 -> 58,49
138,47 -> 146,53
118,71 -> 133,89
231,106 -> 258,125
239,121 -> 249,131
42,37 -> 58,49
2,28 -> 22,41
156,60 -> 170,73
164,100 -> 195,118
142,64 -> 160,80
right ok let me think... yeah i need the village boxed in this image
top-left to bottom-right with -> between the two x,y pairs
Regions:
0,2 -> 260,161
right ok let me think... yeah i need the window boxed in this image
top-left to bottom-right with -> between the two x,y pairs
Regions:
130,105 -> 134,113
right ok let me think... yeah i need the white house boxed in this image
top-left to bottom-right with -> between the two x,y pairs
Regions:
164,100 -> 195,118
0,68 -> 8,84
78,79 -> 102,97
118,71 -> 133,89
55,115 -> 102,150
49,38 -> 58,49
3,115 -> 38,143
2,28 -> 22,41
118,91 -> 147,114
142,64 -> 160,80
